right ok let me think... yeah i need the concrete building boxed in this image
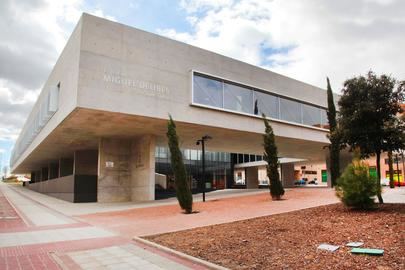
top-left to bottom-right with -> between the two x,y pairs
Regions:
11,13 -> 338,203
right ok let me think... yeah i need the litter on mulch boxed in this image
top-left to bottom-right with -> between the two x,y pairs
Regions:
351,248 -> 384,256
346,242 -> 364,247
317,244 -> 340,252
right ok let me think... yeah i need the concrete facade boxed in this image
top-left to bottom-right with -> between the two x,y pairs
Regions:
11,13 -> 336,202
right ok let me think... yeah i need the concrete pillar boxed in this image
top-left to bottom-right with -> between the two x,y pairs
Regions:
30,171 -> 35,183
97,135 -> 156,203
60,158 -> 74,177
35,170 -> 41,182
281,163 -> 295,188
49,163 -> 59,179
130,135 -> 155,201
98,138 -> 132,202
41,167 -> 49,181
245,167 -> 258,189
74,150 -> 98,175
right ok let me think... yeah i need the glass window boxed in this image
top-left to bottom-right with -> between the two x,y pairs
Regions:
280,98 -> 302,124
320,109 -> 328,128
224,82 -> 253,114
193,74 -> 223,107
253,91 -> 279,118
190,150 -> 198,160
238,154 -> 244,164
302,104 -> 321,127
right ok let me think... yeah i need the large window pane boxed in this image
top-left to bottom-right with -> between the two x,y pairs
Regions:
280,98 -> 302,123
320,109 -> 328,128
193,74 -> 223,107
302,104 -> 321,127
224,82 -> 253,114
253,91 -> 279,118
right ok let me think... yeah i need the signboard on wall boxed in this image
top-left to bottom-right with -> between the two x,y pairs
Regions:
105,161 -> 114,168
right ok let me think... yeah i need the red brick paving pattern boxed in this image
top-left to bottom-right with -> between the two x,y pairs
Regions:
78,188 -> 339,237
0,193 -> 27,230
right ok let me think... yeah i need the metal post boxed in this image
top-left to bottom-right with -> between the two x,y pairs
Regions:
202,139 -> 206,202
395,154 -> 400,187
196,135 -> 212,202
401,151 -> 405,187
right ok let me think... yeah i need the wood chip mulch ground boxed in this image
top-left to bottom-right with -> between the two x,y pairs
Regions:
145,203 -> 405,269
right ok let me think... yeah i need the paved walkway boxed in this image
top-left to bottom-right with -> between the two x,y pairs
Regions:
0,183 -> 198,270
1,182 -> 403,270
78,188 -> 340,237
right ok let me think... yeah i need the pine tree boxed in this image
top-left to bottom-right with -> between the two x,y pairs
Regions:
326,77 -> 340,187
166,115 -> 193,213
262,114 -> 285,200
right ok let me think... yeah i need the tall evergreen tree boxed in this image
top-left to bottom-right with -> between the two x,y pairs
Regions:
166,115 -> 193,213
262,114 -> 285,200
326,77 -> 340,187
338,71 -> 405,203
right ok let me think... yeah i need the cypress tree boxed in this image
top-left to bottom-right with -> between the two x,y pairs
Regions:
166,115 -> 193,213
326,77 -> 340,187
262,114 -> 285,200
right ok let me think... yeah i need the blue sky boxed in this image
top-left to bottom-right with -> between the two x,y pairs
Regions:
1,0 -> 404,173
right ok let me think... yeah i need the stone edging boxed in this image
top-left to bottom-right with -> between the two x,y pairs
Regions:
133,236 -> 229,270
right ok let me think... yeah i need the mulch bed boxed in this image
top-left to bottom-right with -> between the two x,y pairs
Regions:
145,203 -> 405,269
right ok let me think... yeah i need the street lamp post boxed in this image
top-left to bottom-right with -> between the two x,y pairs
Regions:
395,153 -> 400,187
196,135 -> 212,202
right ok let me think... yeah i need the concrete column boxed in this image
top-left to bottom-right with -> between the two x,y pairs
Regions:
130,135 -> 156,201
35,170 -> 41,182
41,167 -> 49,181
49,163 -> 59,179
74,150 -> 98,175
245,167 -> 258,189
281,163 -> 295,188
98,138 -> 132,202
30,171 -> 35,183
60,158 -> 74,177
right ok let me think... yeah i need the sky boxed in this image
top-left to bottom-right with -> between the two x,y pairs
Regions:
0,0 -> 404,170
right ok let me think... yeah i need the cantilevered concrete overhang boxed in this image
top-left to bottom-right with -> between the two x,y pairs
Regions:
12,107 -> 329,173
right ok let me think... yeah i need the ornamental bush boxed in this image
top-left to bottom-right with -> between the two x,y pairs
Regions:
336,158 -> 377,210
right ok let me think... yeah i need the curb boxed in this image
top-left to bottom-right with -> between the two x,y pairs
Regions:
133,237 -> 229,270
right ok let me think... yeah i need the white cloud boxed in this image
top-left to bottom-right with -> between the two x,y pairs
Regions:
0,0 -> 115,144
89,8 -> 117,22
159,0 -> 405,92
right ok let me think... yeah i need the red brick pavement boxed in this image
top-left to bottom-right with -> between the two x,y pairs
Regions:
0,237 -> 129,270
0,192 -> 27,230
78,188 -> 339,237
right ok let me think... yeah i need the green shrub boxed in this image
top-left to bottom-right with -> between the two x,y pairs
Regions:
336,159 -> 377,210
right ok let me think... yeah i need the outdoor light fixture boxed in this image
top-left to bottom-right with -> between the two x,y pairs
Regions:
196,135 -> 212,202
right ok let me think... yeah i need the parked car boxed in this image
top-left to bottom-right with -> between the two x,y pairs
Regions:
307,179 -> 318,185
294,179 -> 306,185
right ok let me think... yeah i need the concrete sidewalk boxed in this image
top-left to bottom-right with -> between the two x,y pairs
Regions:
0,182 -> 206,270
9,183 -> 267,216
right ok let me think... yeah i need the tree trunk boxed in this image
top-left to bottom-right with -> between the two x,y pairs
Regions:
376,151 -> 384,204
388,151 -> 395,188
